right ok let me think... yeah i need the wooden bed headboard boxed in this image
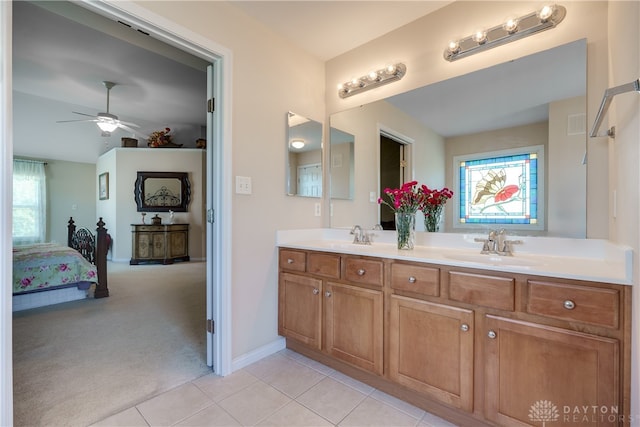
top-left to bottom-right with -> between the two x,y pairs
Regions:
67,217 -> 109,299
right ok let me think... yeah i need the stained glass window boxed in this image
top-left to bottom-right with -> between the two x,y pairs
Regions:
455,146 -> 544,229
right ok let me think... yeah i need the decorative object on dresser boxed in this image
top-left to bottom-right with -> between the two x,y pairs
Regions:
121,137 -> 138,147
130,223 -> 189,265
12,217 -> 109,311
147,127 -> 183,148
134,171 -> 191,212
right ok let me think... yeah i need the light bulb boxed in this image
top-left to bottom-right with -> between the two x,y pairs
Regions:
537,4 -> 555,22
385,64 -> 397,74
97,121 -> 118,133
471,30 -> 487,44
368,71 -> 379,81
291,140 -> 305,149
503,18 -> 519,33
447,40 -> 460,54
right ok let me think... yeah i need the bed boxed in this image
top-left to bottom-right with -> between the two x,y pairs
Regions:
12,217 -> 109,311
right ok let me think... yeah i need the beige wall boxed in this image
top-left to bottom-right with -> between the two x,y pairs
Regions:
128,1 -> 326,359
330,100 -> 444,229
606,1 -> 640,420
326,1 -> 609,239
96,147 -> 205,262
15,157 -> 96,245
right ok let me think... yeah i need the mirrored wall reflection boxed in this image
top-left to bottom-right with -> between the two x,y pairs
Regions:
329,127 -> 354,200
287,112 -> 323,198
328,39 -> 587,238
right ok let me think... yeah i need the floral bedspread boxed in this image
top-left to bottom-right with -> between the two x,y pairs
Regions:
12,243 -> 98,294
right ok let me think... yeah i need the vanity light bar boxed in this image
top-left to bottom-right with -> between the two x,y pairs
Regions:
444,4 -> 566,62
338,63 -> 406,99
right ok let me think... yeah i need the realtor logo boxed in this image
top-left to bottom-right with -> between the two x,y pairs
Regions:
529,400 -> 560,426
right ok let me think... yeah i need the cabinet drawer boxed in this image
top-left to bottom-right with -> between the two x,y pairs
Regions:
391,263 -> 439,297
308,253 -> 341,279
449,271 -> 515,311
527,281 -> 619,328
344,257 -> 383,287
133,225 -> 164,232
279,249 -> 306,272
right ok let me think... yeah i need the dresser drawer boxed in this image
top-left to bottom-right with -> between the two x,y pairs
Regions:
391,263 -> 439,297
308,253 -> 341,278
449,271 -> 515,311
133,225 -> 164,232
527,281 -> 619,328
279,249 -> 307,272
344,257 -> 383,287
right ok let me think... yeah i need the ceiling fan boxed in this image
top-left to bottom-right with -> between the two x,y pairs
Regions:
57,81 -> 141,137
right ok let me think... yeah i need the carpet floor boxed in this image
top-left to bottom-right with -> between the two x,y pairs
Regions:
12,261 -> 211,427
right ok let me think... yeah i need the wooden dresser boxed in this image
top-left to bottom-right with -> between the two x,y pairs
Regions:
130,224 -> 190,265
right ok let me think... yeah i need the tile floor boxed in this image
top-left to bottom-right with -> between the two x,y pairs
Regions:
92,349 -> 459,427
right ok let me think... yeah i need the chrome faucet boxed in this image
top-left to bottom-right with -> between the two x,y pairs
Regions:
475,228 -> 522,256
350,224 -> 379,245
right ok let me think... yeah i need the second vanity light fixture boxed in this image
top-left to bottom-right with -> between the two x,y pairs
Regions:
338,63 -> 407,98
444,4 -> 566,62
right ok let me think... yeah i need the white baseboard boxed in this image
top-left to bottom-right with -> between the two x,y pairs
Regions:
231,336 -> 286,372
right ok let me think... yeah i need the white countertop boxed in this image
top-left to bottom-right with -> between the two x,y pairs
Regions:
277,229 -> 633,286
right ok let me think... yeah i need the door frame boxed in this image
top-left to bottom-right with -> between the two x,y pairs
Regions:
0,2 -> 234,422
81,0 -> 234,376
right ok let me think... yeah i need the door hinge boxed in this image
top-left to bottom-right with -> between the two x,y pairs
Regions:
207,208 -> 215,224
207,319 -> 214,334
207,98 -> 215,113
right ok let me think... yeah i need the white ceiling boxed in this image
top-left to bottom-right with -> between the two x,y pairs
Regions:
12,1 -> 584,163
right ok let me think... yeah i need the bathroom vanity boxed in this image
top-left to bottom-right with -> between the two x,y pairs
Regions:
277,230 -> 632,426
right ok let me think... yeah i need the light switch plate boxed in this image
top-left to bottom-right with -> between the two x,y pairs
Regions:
235,176 -> 252,194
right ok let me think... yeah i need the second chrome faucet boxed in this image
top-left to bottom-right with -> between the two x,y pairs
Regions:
475,228 -> 523,256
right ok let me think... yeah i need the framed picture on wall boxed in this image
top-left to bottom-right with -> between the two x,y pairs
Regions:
99,172 -> 109,200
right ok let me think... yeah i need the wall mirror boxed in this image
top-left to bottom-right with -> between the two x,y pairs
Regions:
287,111 -> 323,198
329,127 -> 355,200
329,39 -> 587,238
134,171 -> 191,212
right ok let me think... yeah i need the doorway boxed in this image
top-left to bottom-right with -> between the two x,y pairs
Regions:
379,134 -> 408,230
2,1 -> 232,422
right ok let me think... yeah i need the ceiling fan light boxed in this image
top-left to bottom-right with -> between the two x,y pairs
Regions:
97,121 -> 118,133
291,139 -> 305,149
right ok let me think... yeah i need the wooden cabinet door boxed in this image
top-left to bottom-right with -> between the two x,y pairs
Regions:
324,282 -> 383,375
278,273 -> 322,349
485,315 -> 619,426
389,295 -> 474,411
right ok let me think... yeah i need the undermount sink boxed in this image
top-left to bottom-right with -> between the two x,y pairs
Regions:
444,253 -> 542,268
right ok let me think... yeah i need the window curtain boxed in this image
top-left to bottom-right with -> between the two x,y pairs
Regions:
12,159 -> 47,245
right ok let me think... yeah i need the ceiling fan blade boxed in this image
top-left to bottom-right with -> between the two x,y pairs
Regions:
56,118 -> 99,123
118,123 -> 148,139
71,111 -> 98,118
119,120 -> 140,128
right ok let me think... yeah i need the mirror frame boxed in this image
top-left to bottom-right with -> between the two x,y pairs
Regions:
134,171 -> 191,212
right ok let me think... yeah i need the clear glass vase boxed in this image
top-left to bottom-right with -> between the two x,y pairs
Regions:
423,207 -> 443,232
395,212 -> 416,250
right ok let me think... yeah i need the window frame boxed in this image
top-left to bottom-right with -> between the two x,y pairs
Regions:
452,145 -> 545,232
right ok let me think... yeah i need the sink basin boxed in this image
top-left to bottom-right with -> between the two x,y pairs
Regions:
444,253 -> 542,268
